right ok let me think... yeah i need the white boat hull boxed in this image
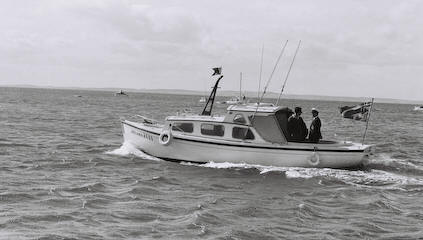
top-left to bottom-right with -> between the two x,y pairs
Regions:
122,120 -> 372,168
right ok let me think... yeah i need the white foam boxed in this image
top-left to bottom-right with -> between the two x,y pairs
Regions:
196,160 -> 423,189
200,161 -> 298,176
372,153 -> 423,171
203,162 -> 255,169
282,167 -> 423,189
105,141 -> 160,161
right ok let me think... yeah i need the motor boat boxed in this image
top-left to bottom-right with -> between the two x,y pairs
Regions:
339,102 -> 372,121
120,76 -> 373,168
221,96 -> 243,105
413,106 -> 423,111
115,90 -> 128,96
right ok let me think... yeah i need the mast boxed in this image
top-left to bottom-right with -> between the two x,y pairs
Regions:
201,75 -> 224,116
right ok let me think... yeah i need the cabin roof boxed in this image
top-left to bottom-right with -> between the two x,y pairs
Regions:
166,115 -> 225,122
227,104 -> 291,113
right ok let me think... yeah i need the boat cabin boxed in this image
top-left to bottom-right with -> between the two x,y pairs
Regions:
165,104 -> 294,144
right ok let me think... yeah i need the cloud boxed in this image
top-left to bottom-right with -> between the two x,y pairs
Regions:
0,0 -> 422,100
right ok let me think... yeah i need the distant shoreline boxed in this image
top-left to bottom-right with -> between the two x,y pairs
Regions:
1,84 -> 421,105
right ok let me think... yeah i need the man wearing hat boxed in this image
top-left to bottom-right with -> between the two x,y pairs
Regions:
309,108 -> 322,143
287,107 -> 308,142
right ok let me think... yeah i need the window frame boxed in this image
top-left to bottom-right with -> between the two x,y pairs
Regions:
171,122 -> 194,133
200,123 -> 225,137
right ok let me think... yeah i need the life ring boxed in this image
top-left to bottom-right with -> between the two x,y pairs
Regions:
308,151 -> 320,166
159,130 -> 172,146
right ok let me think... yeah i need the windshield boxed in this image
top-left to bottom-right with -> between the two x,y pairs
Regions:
250,115 -> 287,144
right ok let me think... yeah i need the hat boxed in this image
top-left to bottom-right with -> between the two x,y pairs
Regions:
311,108 -> 319,113
294,107 -> 302,113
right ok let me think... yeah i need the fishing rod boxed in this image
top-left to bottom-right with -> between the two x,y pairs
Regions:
252,40 -> 288,118
239,72 -> 242,102
362,97 -> 375,144
243,41 -> 288,140
276,40 -> 301,105
257,44 -> 264,102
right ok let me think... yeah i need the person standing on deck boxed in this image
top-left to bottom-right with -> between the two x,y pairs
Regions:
308,108 -> 322,143
287,107 -> 308,142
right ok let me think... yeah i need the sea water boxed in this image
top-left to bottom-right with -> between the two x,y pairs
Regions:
0,87 -> 422,239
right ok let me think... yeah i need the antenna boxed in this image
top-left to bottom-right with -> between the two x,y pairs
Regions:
276,40 -> 301,105
239,72 -> 242,102
258,44 -> 264,102
254,40 -> 288,113
244,41 -> 288,139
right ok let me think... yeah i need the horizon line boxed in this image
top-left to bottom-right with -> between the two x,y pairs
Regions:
1,84 -> 421,104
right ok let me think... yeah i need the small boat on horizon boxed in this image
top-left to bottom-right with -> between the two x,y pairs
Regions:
413,106 -> 423,111
114,90 -> 128,96
220,72 -> 246,105
220,96 -> 244,105
120,75 -> 373,169
199,96 -> 207,103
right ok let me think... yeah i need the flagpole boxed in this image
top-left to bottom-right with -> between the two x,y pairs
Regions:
362,97 -> 375,145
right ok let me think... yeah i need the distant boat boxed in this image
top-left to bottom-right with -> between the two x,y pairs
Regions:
114,90 -> 128,96
339,102 -> 372,121
221,96 -> 242,105
414,106 -> 423,111
199,96 -> 207,103
221,72 -> 246,105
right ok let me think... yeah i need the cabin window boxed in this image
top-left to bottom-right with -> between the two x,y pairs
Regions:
233,114 -> 246,124
172,122 -> 194,133
232,127 -> 255,140
201,124 -> 225,136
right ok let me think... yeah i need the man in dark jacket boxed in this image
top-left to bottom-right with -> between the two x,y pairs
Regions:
308,108 -> 322,143
287,107 -> 308,142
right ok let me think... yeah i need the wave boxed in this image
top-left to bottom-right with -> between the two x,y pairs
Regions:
0,142 -> 33,147
105,141 -> 160,161
0,192 -> 35,202
60,182 -> 107,194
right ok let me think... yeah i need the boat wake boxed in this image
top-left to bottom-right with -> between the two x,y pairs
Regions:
105,141 -> 160,161
184,156 -> 423,190
106,145 -> 423,190
368,153 -> 423,174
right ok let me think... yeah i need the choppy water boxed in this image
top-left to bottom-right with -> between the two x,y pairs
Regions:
1,87 -> 422,239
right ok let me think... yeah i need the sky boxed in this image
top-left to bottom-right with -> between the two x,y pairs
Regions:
1,0 -> 422,101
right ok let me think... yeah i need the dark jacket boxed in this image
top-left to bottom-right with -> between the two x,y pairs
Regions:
309,116 -> 322,143
287,115 -> 308,142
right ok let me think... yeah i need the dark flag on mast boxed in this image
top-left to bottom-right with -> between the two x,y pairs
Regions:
212,67 -> 222,76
